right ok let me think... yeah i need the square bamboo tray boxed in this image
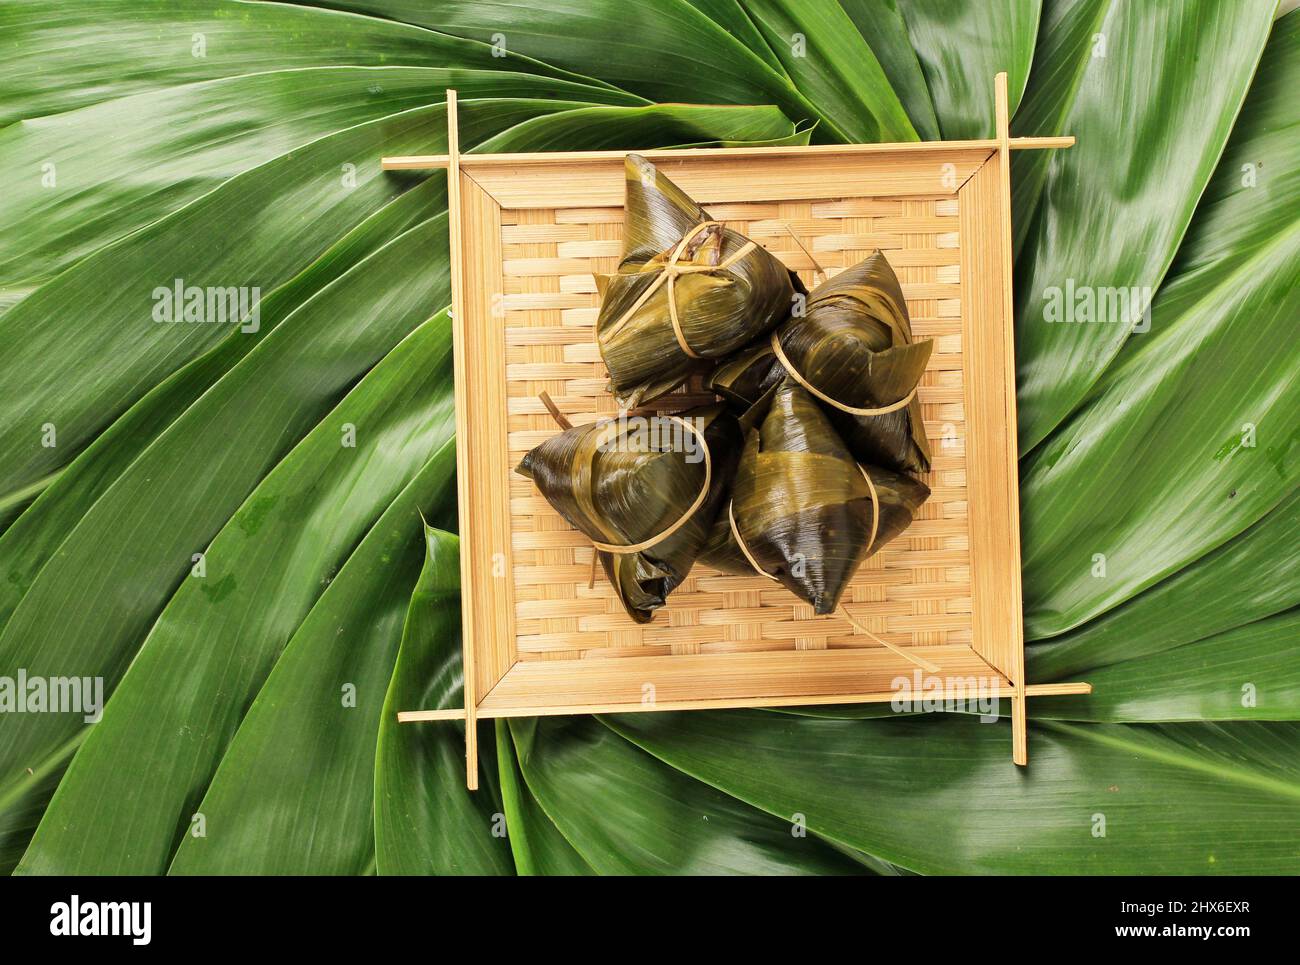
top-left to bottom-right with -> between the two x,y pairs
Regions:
387,75 -> 1090,789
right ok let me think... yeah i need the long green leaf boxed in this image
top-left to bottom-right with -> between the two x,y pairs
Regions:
837,0 -> 940,138
0,0 -> 599,125
497,721 -> 593,875
1028,488 -> 1300,680
0,178 -> 445,632
735,0 -> 919,141
0,221 -> 449,870
1010,0 -> 1276,450
896,0 -> 1040,138
1020,12 -> 1300,637
1033,610 -> 1300,723
0,67 -> 638,302
1128,8 -> 1300,339
610,711 -> 1300,874
374,530 -> 514,876
471,102 -> 802,153
286,0 -> 827,135
515,715 -> 865,875
1020,228 -> 1298,636
17,312 -> 457,875
168,447 -> 457,875
683,0 -> 787,72
0,102 -> 474,501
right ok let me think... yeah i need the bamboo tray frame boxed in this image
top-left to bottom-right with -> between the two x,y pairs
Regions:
386,75 -> 1090,789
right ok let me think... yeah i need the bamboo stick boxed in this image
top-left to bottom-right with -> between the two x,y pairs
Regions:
381,136 -> 1075,171
444,90 -> 480,791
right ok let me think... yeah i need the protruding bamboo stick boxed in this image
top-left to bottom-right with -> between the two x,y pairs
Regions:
443,89 -> 480,791
991,71 -> 1030,768
397,708 -> 468,722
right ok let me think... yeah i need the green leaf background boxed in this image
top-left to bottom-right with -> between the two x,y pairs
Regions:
0,0 -> 1295,875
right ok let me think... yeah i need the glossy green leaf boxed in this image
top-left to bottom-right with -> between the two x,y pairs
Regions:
0,178 -> 446,633
374,529 -> 514,876
683,0 -> 787,71
610,711 -> 1300,873
498,721 -> 593,875
0,67 -> 637,302
1020,232 -> 1298,636
1033,610 -> 1300,723
1133,9 -> 1300,339
896,0 -> 1040,138
288,0 -> 825,133
0,103 -> 462,502
1020,12 -> 1300,637
18,312 -> 458,875
837,0 -> 939,139
0,223 -> 449,869
472,102 -> 801,153
0,0 -> 597,125
168,448 -> 457,875
1028,488 -> 1300,681
516,715 -> 864,875
1010,0 -> 1276,450
735,0 -> 919,141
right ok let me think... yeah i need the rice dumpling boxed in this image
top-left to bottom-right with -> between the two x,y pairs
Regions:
516,402 -> 741,623
708,250 -> 933,473
700,377 -> 930,615
596,154 -> 798,408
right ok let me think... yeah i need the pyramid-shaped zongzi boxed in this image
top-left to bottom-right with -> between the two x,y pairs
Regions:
709,250 -> 932,473
517,404 -> 741,623
596,154 -> 798,408
700,378 -> 929,614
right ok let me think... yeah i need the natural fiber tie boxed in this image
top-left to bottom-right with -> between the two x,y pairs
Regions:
726,464 -> 940,674
604,221 -> 757,359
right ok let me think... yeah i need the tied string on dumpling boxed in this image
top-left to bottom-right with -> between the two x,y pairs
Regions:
538,391 -> 713,590
602,220 -> 757,360
775,226 -> 921,418
724,461 -> 941,674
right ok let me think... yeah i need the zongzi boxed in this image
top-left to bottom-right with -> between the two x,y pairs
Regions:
516,402 -> 741,623
700,377 -> 930,615
708,249 -> 933,473
596,154 -> 798,408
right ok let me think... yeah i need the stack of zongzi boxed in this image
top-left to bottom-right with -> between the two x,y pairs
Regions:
596,155 -> 799,408
517,160 -> 936,643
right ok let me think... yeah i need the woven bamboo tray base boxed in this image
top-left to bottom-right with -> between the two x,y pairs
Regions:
505,195 -> 967,662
